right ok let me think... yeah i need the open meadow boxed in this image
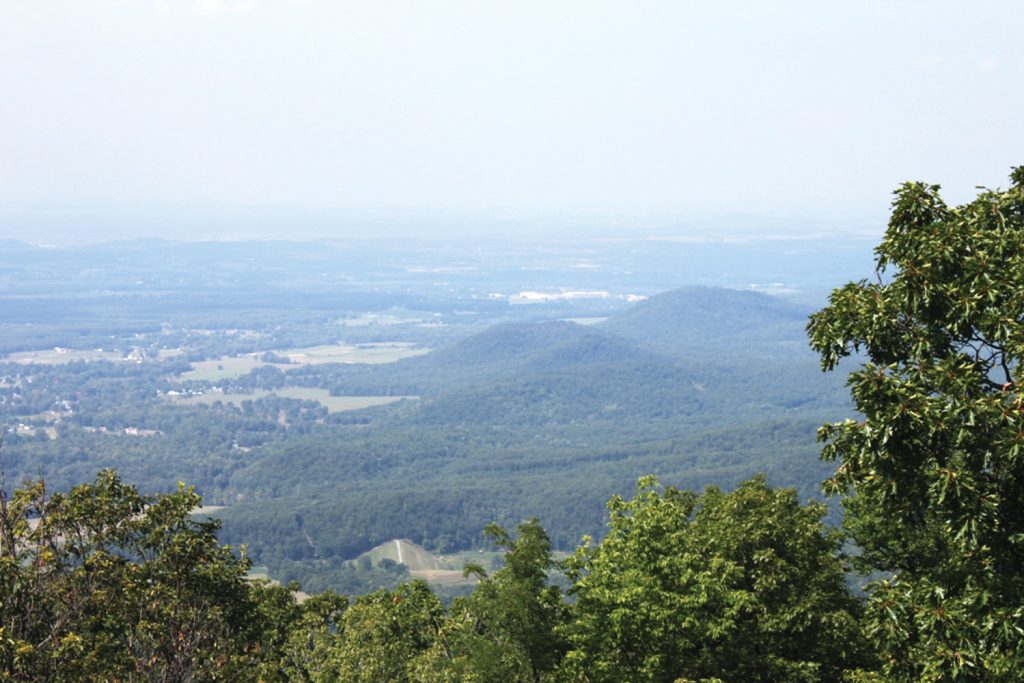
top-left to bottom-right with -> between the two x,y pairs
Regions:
6,348 -> 127,364
279,342 -> 427,365
178,342 -> 428,381
355,539 -> 506,587
173,387 -> 415,413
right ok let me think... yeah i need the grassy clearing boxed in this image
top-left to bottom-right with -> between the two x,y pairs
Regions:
359,539 -> 441,571
180,356 -> 265,381
274,388 -> 413,412
178,343 -> 427,381
278,342 -> 428,365
358,539 -> 507,573
411,569 -> 474,586
173,388 -> 414,413
355,540 -> 513,587
7,348 -> 126,364
337,313 -> 433,327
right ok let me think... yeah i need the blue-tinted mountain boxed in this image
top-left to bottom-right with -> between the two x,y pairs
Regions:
598,286 -> 812,358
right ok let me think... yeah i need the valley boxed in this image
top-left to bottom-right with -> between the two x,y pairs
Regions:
0,235 -> 867,595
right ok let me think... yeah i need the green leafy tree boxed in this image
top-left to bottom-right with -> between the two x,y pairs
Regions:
807,167 -> 1024,680
325,580 -> 444,683
261,589 -> 349,683
411,519 -> 568,682
0,469 -> 266,681
559,475 -> 866,683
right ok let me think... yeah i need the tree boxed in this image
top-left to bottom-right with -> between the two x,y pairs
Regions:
411,519 -> 568,682
0,470 -> 279,681
559,475 -> 867,683
327,580 -> 444,683
270,589 -> 349,682
807,167 -> 1024,680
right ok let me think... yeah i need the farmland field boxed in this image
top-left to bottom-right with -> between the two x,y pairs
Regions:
356,539 -> 499,587
178,342 -> 427,381
173,388 -> 415,413
337,312 -> 435,327
277,342 -> 428,365
180,356 -> 266,381
6,348 -> 127,364
274,388 -> 416,412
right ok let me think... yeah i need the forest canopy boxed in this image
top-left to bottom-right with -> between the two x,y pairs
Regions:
1,471 -> 867,682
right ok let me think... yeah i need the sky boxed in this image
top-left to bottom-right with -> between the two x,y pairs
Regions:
1,1 -> 1022,241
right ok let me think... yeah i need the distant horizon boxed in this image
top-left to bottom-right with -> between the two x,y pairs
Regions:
3,1 -> 1021,242
1,202 -> 888,246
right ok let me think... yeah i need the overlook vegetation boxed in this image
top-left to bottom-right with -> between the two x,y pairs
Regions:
2,470 -> 870,682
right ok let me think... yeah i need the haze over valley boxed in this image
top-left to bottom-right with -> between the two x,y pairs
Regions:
1,233 -> 865,593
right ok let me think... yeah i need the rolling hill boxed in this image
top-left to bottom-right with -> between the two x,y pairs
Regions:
598,286 -> 813,358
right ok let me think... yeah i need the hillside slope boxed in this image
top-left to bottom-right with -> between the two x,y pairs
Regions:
598,286 -> 812,358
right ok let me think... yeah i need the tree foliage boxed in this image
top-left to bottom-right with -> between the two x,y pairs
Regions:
412,519 -> 568,682
0,470 -> 264,681
560,475 -> 867,683
808,166 -> 1024,680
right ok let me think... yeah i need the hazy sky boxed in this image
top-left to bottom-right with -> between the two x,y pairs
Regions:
1,1 -> 1022,239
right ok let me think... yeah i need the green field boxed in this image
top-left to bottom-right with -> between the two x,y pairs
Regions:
355,539 -> 516,587
179,343 -> 428,381
174,388 -> 415,413
7,348 -> 126,364
180,356 -> 266,381
278,342 -> 428,365
337,312 -> 434,327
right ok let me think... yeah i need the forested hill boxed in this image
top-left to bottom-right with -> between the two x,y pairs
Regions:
398,321 -> 701,426
377,319 -> 668,386
267,288 -> 845,426
275,287 -> 828,401
275,318 -> 674,399
420,320 -> 666,371
598,285 -> 813,358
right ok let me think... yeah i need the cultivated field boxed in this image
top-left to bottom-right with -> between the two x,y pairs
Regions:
356,539 -> 511,587
6,348 -> 126,364
179,342 -> 428,381
278,342 -> 428,365
173,388 -> 415,413
337,312 -> 434,327
180,356 -> 266,381
360,539 -> 443,570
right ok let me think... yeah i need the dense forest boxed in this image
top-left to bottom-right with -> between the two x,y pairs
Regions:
3,168 -> 1023,680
